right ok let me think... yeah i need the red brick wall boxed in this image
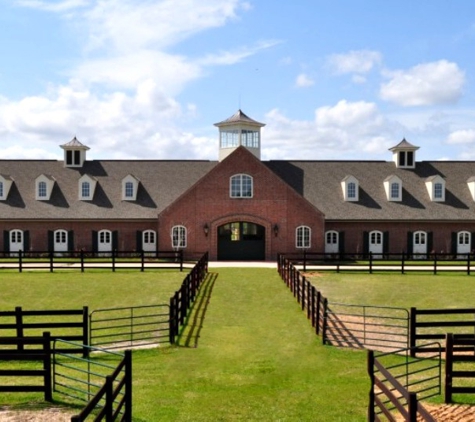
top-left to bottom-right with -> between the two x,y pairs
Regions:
158,147 -> 325,260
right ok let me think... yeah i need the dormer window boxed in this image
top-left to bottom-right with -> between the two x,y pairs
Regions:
0,175 -> 13,201
341,175 -> 359,201
35,174 -> 55,201
467,177 -> 475,201
78,174 -> 97,200
384,175 -> 402,201
425,175 -> 445,202
122,175 -> 139,201
230,174 -> 253,198
60,137 -> 90,168
389,139 -> 419,169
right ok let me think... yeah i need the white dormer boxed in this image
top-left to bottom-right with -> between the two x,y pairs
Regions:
78,174 -> 97,201
122,174 -> 140,201
384,175 -> 402,202
60,137 -> 90,168
425,175 -> 445,202
215,110 -> 265,161
341,175 -> 359,202
389,139 -> 419,169
467,177 -> 475,201
35,174 -> 55,201
0,175 -> 13,201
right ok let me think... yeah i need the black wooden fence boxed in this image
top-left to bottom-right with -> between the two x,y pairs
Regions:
169,252 -> 208,344
444,333 -> 475,403
0,331 -> 52,402
0,249 -> 184,272
0,306 -> 89,357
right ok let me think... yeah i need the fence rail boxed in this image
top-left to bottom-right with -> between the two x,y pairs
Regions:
169,252 -> 208,344
0,249 -> 184,272
282,251 -> 475,275
0,331 -> 52,401
90,304 -> 170,350
0,306 -> 89,357
368,344 -> 440,422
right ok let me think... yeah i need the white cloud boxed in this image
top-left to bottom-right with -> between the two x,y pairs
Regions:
327,50 -> 382,74
446,129 -> 475,145
295,73 -> 315,88
262,101 -> 394,160
380,60 -> 465,106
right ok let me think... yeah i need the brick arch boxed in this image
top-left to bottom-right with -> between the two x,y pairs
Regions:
209,214 -> 274,260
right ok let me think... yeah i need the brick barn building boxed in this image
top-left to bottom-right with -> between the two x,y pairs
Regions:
1,109 -> 475,260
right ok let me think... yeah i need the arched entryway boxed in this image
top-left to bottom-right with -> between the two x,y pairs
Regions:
218,222 -> 265,260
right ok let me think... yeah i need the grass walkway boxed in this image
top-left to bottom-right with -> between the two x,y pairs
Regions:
132,268 -> 368,421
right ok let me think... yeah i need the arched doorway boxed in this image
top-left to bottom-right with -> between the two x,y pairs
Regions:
218,222 -> 265,260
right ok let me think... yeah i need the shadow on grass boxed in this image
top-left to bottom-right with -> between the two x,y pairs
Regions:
177,272 -> 218,348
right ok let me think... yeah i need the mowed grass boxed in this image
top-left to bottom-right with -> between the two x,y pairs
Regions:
0,268 -> 369,421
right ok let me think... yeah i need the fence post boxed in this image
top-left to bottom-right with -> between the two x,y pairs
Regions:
367,350 -> 375,422
169,296 -> 176,344
303,249 -> 307,272
82,306 -> 89,358
408,392 -> 418,422
80,249 -> 85,273
19,249 -> 22,273
409,307 -> 416,357
15,306 -> 24,351
49,251 -> 54,273
369,252 -> 373,274
112,250 -> 116,272
445,333 -> 454,404
141,249 -> 145,272
316,291 -> 321,335
468,253 -> 471,276
124,350 -> 133,421
401,251 -> 405,275
105,375 -> 113,421
322,298 -> 328,345
433,253 -> 437,275
43,331 -> 52,402
180,250 -> 183,272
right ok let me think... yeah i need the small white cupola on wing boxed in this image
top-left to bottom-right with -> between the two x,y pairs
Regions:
214,109 -> 265,161
389,139 -> 419,169
60,137 -> 90,168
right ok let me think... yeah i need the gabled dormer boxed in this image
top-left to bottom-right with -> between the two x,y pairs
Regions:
35,174 -> 55,201
78,174 -> 97,201
425,175 -> 445,202
384,175 -> 402,202
60,137 -> 90,168
467,177 -> 475,201
122,174 -> 140,201
341,175 -> 359,202
215,110 -> 265,161
389,139 -> 419,169
0,175 -> 13,201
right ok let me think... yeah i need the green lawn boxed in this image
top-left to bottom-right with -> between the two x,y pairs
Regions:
2,268 -> 475,420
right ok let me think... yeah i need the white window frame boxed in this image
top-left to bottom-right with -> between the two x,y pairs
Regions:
122,175 -> 139,201
296,226 -> 311,249
368,230 -> 383,258
457,231 -> 471,257
230,174 -> 253,198
172,226 -> 187,249
78,174 -> 97,200
38,181 -> 47,198
341,176 -> 359,201
425,175 -> 445,202
325,230 -> 339,254
0,175 -> 13,201
10,229 -> 23,254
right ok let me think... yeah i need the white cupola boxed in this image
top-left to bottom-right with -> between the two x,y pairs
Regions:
214,110 -> 265,161
389,139 -> 419,169
60,137 -> 90,168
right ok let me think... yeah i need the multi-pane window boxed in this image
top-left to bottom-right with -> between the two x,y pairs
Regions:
230,174 -> 253,198
434,183 -> 443,199
326,231 -> 337,245
414,231 -> 426,245
220,130 -> 239,148
172,226 -> 187,248
347,182 -> 356,199
370,231 -> 382,245
143,230 -> 156,244
241,130 -> 259,148
0,182 -> 3,198
399,151 -> 414,167
125,182 -> 134,198
99,231 -> 111,244
38,181 -> 47,198
55,230 -> 67,244
458,232 -> 470,245
390,182 -> 400,199
66,150 -> 81,166
82,181 -> 90,198
296,226 -> 311,248
11,230 -> 22,244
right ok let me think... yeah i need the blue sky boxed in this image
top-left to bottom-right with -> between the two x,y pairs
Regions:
1,0 -> 475,162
